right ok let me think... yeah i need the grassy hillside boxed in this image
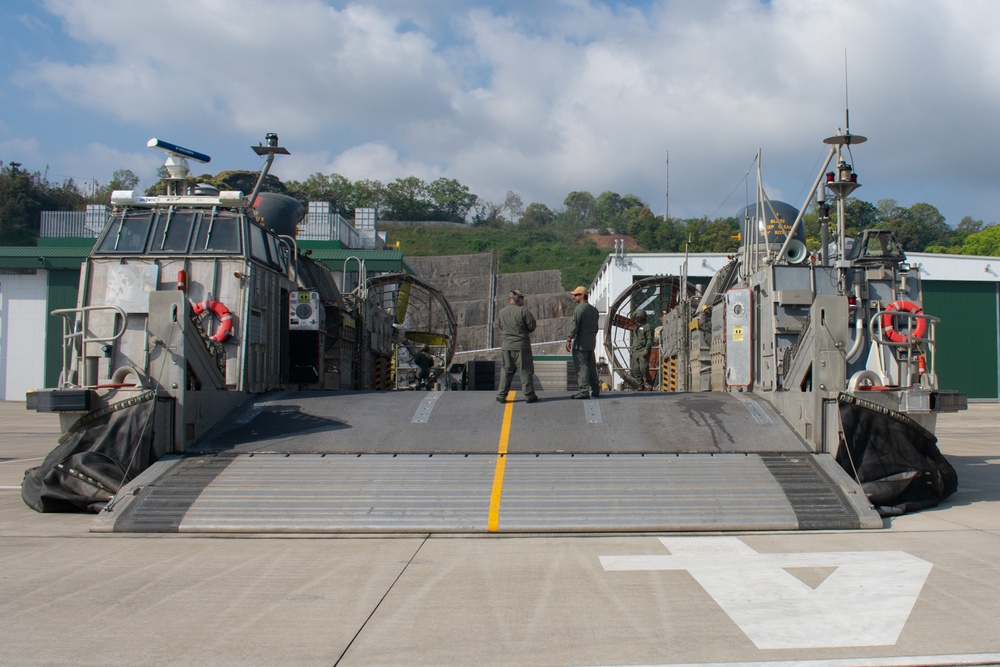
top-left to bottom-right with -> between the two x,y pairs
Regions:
386,224 -> 610,290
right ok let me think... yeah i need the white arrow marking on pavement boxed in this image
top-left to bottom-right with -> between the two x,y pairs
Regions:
600,536 -> 932,650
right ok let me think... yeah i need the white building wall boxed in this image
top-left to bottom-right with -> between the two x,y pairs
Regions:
909,253 -> 998,282
589,251 -> 729,312
0,272 -> 48,401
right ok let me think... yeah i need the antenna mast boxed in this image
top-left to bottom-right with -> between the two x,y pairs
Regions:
844,49 -> 851,133
665,149 -> 669,220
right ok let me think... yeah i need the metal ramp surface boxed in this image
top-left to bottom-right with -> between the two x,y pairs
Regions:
92,391 -> 881,533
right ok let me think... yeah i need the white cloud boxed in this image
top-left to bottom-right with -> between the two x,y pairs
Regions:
290,141 -> 440,184
60,143 -> 164,190
8,0 -> 1000,224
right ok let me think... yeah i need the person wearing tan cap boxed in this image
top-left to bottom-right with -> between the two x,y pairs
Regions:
496,289 -> 539,403
566,286 -> 600,399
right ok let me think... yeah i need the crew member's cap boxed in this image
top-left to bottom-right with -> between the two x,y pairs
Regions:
510,289 -> 525,300
570,286 -> 588,296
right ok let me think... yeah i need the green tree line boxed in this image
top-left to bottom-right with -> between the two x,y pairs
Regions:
3,160 -> 999,267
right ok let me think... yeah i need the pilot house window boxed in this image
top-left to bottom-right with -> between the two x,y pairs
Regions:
194,214 -> 242,253
94,211 -> 153,253
151,211 -> 198,253
94,210 -> 244,255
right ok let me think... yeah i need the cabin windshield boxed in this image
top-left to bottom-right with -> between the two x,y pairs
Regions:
94,209 -> 244,255
94,210 -> 153,253
847,229 -> 906,263
193,212 -> 241,253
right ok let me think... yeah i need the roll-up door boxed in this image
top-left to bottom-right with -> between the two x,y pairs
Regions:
923,280 -> 998,400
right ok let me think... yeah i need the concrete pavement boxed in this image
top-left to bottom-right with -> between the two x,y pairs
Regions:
1,399 -> 999,667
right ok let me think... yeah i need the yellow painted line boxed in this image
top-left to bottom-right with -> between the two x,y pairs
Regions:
487,391 -> 515,532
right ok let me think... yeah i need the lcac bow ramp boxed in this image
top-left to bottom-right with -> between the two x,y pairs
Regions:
93,390 -> 881,534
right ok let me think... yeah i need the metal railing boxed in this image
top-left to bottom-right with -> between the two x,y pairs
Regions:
298,204 -> 362,246
40,203 -> 383,249
39,205 -> 108,238
51,305 -> 129,388
868,308 -> 939,390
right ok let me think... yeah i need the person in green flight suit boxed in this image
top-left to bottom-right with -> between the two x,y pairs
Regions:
496,289 -> 539,403
565,286 -> 600,399
412,344 -> 434,390
630,311 -> 655,390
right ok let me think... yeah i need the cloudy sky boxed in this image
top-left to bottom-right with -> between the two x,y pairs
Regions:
2,0 -> 998,226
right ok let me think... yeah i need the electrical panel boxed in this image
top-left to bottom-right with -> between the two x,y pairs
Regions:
289,290 -> 322,330
725,287 -> 752,387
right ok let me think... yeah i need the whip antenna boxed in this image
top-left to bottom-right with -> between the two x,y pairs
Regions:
844,49 -> 851,134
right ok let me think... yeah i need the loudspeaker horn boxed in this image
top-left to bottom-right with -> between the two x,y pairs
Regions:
783,239 -> 808,264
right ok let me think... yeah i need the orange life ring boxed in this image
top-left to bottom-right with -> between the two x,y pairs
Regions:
881,300 -> 927,344
192,300 -> 235,343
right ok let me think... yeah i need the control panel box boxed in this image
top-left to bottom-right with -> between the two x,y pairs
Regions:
725,287 -> 752,387
289,290 -> 322,330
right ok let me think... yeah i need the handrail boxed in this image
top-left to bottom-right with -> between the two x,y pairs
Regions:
277,234 -> 298,282
868,309 -> 939,389
51,305 -> 128,388
868,308 -> 938,347
342,256 -> 367,298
